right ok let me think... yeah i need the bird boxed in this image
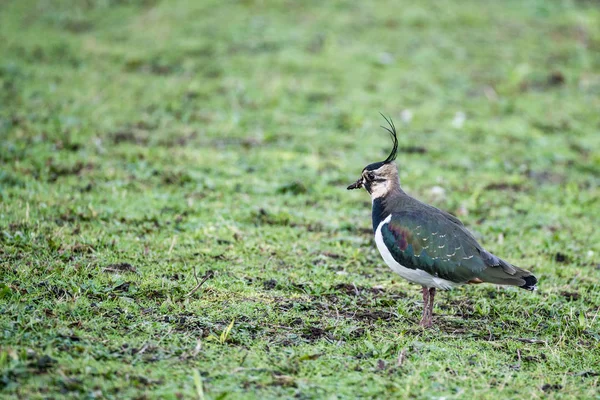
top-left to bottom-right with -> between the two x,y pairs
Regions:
347,115 -> 537,328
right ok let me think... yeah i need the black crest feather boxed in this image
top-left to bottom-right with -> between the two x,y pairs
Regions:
379,113 -> 398,164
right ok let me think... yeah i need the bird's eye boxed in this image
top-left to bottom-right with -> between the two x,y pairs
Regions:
366,172 -> 375,181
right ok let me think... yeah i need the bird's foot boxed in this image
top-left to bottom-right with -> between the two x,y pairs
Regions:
419,317 -> 433,328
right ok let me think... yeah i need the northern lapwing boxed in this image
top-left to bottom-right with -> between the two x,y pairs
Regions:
347,115 -> 537,327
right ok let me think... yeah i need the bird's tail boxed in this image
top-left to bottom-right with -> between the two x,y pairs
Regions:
479,267 -> 537,290
518,274 -> 538,291
478,252 -> 538,290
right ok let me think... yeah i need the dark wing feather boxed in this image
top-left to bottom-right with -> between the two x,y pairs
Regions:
380,209 -> 516,284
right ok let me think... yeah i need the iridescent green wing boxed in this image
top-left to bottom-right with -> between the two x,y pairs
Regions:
380,210 -> 493,283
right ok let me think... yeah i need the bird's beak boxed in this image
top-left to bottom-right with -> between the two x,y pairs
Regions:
347,178 -> 363,190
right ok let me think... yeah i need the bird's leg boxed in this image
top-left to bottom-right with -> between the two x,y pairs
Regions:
419,287 -> 430,327
427,287 -> 436,327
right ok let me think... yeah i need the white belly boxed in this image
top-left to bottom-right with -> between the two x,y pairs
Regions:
374,214 -> 459,290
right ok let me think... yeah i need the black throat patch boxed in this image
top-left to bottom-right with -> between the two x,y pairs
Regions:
371,197 -> 388,233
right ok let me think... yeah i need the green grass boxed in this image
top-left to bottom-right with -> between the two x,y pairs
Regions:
1,0 -> 600,398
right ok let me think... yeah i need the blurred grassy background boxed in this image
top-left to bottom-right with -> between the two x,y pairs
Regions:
1,0 -> 600,398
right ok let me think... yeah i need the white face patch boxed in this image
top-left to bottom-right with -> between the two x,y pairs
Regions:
369,180 -> 390,199
363,163 -> 399,200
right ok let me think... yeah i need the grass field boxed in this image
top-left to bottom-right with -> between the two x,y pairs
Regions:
1,0 -> 600,398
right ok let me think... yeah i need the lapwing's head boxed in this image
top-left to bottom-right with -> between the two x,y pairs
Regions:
347,114 -> 400,199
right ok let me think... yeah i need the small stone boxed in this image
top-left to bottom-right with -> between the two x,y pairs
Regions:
26,349 -> 37,359
452,111 -> 466,128
401,109 -> 413,124
428,186 -> 446,202
377,52 -> 394,65
456,204 -> 469,217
